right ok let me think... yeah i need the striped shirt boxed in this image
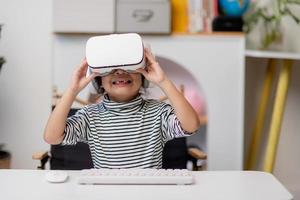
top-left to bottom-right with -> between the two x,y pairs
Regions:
61,94 -> 192,169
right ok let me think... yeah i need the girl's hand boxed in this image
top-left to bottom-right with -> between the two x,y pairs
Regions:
69,58 -> 98,95
136,48 -> 167,86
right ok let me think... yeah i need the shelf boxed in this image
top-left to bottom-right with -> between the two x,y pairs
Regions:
171,31 -> 245,37
53,31 -> 245,38
246,49 -> 300,60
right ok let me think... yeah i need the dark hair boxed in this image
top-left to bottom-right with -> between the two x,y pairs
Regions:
92,74 -> 149,95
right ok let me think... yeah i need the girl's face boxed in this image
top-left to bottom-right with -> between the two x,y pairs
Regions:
101,69 -> 142,102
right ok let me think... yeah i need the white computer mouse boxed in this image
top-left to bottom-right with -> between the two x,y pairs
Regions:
45,170 -> 68,183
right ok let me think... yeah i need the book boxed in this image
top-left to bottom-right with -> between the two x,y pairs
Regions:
171,0 -> 189,33
171,0 -> 219,34
188,0 -> 204,33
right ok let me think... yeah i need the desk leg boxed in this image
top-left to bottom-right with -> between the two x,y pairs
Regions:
246,59 -> 276,170
263,59 -> 293,173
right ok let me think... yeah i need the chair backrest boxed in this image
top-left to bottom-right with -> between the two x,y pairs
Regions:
50,108 -> 93,170
162,137 -> 188,169
50,108 -> 188,170
50,142 -> 93,170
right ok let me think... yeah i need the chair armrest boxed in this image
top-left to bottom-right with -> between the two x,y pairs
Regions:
32,151 -> 49,160
32,151 -> 50,170
188,148 -> 207,160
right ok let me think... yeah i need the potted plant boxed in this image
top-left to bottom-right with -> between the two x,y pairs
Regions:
243,0 -> 300,50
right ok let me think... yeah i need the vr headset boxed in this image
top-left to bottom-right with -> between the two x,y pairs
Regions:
86,33 -> 147,94
86,33 -> 145,76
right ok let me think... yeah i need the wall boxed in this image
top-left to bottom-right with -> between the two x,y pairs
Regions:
0,0 -> 52,168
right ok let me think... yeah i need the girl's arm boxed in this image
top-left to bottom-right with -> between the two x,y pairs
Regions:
43,58 -> 97,144
136,49 -> 200,133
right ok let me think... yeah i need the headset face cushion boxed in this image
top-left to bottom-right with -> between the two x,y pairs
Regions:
86,33 -> 145,75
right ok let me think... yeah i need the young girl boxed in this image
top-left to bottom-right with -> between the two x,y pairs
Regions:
44,48 -> 200,169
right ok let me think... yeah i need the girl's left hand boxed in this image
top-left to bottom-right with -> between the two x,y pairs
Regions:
136,48 -> 167,85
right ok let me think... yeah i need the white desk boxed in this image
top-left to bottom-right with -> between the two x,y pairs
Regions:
0,170 -> 293,200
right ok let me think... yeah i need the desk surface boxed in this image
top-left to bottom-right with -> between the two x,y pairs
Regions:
0,170 -> 293,200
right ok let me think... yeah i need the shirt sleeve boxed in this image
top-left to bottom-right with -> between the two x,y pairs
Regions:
160,103 -> 195,142
61,107 -> 90,145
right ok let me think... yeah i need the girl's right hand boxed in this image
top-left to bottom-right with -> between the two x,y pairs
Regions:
68,58 -> 98,95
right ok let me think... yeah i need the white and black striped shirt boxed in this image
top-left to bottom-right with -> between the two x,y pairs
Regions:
62,94 -> 192,169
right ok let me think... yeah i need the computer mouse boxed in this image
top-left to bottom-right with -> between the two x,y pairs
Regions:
45,170 -> 68,183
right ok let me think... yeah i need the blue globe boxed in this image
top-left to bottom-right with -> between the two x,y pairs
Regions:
219,0 -> 250,17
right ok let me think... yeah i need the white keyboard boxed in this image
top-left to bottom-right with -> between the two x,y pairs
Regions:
77,168 -> 194,185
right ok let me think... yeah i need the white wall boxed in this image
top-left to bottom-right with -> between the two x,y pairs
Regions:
0,0 -> 52,168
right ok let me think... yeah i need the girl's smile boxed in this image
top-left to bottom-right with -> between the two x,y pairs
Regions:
102,69 -> 142,102
111,77 -> 133,87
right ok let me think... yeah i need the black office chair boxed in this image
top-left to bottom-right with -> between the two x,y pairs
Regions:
34,138 -> 205,170
34,109 -> 206,170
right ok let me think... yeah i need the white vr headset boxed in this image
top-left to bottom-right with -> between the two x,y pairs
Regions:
86,33 -> 146,76
86,33 -> 148,94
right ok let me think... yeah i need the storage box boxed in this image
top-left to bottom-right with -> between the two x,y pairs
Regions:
116,0 -> 171,34
53,0 -> 115,33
